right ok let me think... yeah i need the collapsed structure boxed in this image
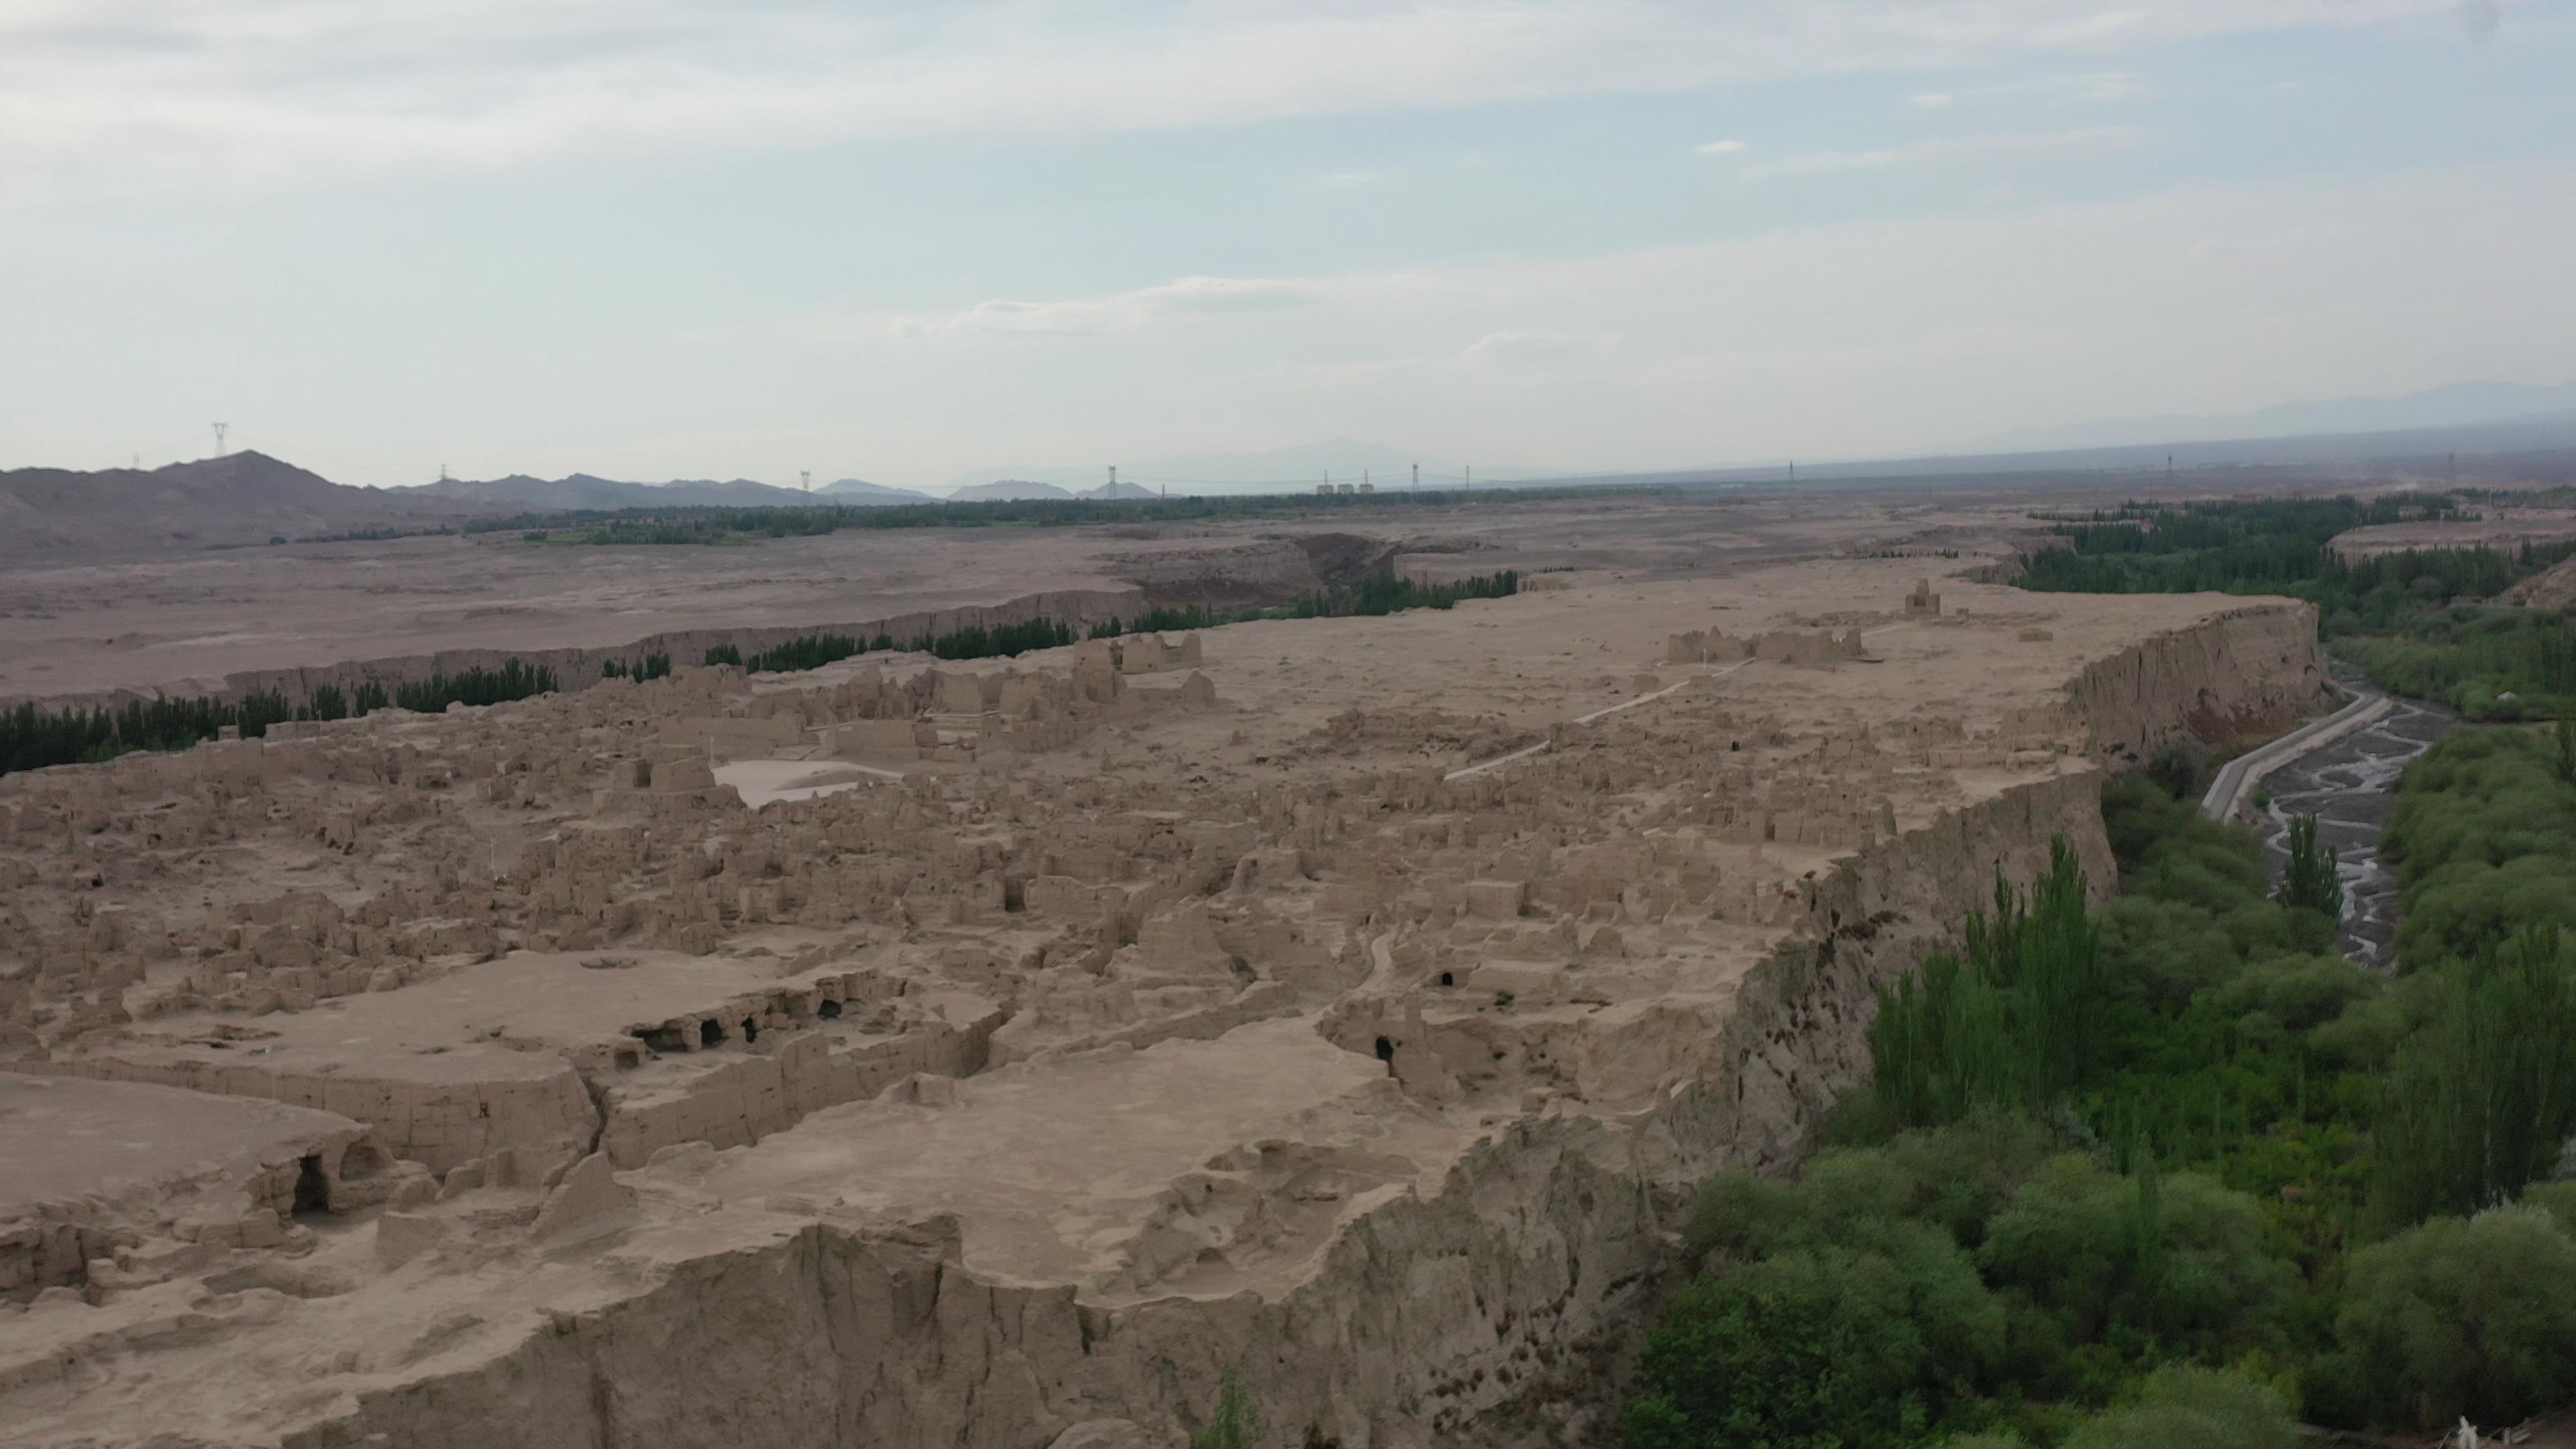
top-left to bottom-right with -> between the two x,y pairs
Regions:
0,557 -> 2332,1447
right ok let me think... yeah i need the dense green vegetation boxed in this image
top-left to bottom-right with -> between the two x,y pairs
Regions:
702,619 -> 1074,673
2018,495 -> 2576,719
0,659 -> 559,776
598,653 -> 672,682
482,486 -> 1660,545
389,661 -> 559,713
1627,743 -> 2576,1445
696,569 -> 1522,678
1087,567 -> 1525,636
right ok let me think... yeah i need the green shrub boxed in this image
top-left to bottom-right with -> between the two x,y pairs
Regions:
2144,740 -> 2207,800
2062,1366 -> 2298,1449
1869,840 -> 2104,1128
2212,954 -> 2376,1032
2275,814 -> 2343,916
1626,1243 -> 1992,1449
1190,1371 -> 1263,1449
2325,1205 -> 2576,1429
1976,1156 -> 2296,1361
2375,925 -> 2576,1225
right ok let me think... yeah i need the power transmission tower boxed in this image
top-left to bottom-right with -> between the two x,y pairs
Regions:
439,463 -> 449,482
1411,463 -> 1418,496
802,470 -> 811,492
212,422 -> 228,456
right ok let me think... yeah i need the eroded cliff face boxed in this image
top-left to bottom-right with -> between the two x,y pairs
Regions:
2066,602 -> 2334,767
270,779 -> 2114,1449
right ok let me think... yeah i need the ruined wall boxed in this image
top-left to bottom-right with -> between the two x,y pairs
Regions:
44,1056 -> 600,1176
598,1012 -> 1006,1168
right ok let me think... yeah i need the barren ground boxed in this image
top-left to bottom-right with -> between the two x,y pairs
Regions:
0,488 -> 2066,703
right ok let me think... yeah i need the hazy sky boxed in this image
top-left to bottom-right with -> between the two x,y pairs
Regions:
2,0 -> 2570,490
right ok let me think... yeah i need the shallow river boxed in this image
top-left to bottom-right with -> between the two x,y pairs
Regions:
2247,663 -> 2457,970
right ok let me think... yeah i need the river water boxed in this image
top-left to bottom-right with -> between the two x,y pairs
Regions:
2247,663 -> 2457,971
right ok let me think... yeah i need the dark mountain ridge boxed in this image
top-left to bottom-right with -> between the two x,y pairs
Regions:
0,452 -> 472,561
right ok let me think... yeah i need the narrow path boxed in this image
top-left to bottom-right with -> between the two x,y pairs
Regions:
1440,622 -> 1913,782
1444,659 -> 1754,781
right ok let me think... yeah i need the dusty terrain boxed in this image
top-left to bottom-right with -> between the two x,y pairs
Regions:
2328,500 -> 2576,559
0,488 -> 2041,706
0,496 -> 2335,1446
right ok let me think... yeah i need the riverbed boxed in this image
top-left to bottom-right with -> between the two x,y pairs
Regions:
2251,663 -> 2456,970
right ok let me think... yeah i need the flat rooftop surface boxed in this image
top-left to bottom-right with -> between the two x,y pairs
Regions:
112,949 -> 839,1080
0,1072 -> 357,1214
696,1016 -> 1435,1295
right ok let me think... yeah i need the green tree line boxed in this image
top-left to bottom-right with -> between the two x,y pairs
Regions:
481,487 -> 1662,544
1630,747 -> 2576,1446
2017,493 -> 2576,720
703,568 -> 1522,676
0,661 -> 559,777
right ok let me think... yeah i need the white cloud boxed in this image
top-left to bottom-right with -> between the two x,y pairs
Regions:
892,274 -> 1334,341
1913,93 -> 1956,109
0,0 -> 2465,201
1696,139 -> 1750,155
1739,127 -> 2151,181
1459,329 -> 1613,362
1140,164 -> 2576,471
1956,70 -> 2156,106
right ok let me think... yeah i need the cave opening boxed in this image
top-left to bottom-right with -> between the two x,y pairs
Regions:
292,1155 -> 330,1216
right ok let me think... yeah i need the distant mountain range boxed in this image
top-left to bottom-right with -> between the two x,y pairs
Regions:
816,478 -> 941,504
1970,380 -> 2576,455
0,451 -> 474,561
391,473 -> 940,510
12,388 -> 2576,567
949,478 -> 1077,502
945,439 -> 1554,495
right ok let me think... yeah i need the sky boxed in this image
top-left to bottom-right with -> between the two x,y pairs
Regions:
1,0 -> 2571,492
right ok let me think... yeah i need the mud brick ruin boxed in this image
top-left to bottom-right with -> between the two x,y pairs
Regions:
0,556 -> 2333,1448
